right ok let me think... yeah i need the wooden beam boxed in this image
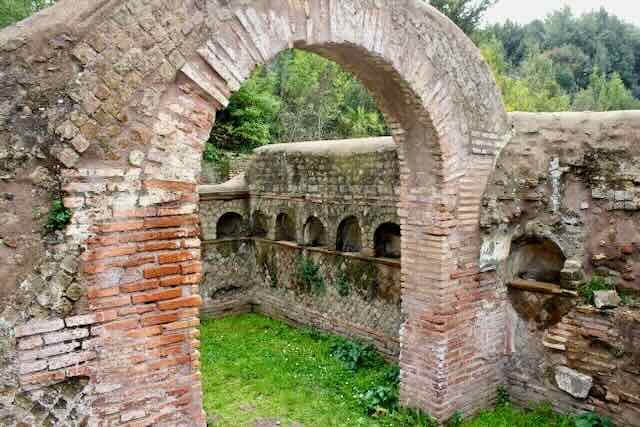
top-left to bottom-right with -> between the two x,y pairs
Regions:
508,279 -> 578,297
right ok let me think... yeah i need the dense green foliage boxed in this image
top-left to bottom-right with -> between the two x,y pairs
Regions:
430,0 -> 497,35
481,8 -> 640,112
210,49 -> 387,153
201,314 -> 614,426
0,0 -> 54,29
330,337 -> 380,371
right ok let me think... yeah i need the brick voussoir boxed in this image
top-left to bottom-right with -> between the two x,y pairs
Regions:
83,255 -> 157,274
83,244 -> 138,261
157,250 -> 200,265
144,215 -> 199,229
157,295 -> 202,311
143,179 -> 197,193
15,319 -> 65,338
131,288 -> 182,304
141,312 -> 180,326
144,264 -> 181,279
89,295 -> 131,310
120,279 -> 161,293
93,220 -> 145,233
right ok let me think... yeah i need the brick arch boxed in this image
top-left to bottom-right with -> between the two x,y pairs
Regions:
250,209 -> 272,238
336,215 -> 364,252
367,214 -> 401,250
214,211 -> 246,239
3,0 -> 510,425
302,215 -> 328,247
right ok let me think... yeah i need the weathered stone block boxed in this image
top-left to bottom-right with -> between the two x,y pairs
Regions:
43,328 -> 89,345
593,290 -> 621,309
15,319 -> 64,338
555,366 -> 593,399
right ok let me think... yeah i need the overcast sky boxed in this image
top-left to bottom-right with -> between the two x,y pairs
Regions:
485,0 -> 640,26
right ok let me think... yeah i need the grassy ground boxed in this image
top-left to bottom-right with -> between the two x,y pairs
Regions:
200,313 -> 600,427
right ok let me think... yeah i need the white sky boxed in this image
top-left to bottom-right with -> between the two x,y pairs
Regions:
485,0 -> 640,26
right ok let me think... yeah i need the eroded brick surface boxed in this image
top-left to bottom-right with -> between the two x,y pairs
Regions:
1,0 -> 511,425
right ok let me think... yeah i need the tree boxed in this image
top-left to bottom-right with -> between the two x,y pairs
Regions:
337,107 -> 385,139
519,49 -> 571,112
572,69 -> 640,111
207,49 -> 388,155
486,7 -> 640,98
0,0 -> 55,29
430,0 -> 497,35
209,67 -> 281,150
480,37 -> 570,112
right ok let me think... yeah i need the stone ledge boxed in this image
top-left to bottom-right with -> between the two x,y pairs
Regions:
202,237 -> 401,268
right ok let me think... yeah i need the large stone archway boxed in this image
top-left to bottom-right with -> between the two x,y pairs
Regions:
1,1 -> 509,425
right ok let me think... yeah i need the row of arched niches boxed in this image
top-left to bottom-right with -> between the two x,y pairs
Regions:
215,211 -> 401,259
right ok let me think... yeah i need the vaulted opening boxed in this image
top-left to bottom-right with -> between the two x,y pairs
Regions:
303,216 -> 327,247
2,1 -> 512,426
216,212 -> 245,239
275,212 -> 296,242
336,216 -> 362,253
252,211 -> 270,238
374,223 -> 401,259
508,237 -> 567,284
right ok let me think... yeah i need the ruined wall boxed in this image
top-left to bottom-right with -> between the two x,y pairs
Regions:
247,138 -> 400,252
199,139 -> 403,357
200,240 -> 402,358
482,111 -> 640,426
200,153 -> 253,185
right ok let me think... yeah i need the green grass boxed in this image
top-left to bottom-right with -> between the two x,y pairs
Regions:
201,313 -> 389,426
461,404 -> 574,427
200,314 -> 610,427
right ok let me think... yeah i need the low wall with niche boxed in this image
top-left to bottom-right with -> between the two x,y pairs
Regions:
199,138 -> 403,358
482,111 -> 640,426
200,115 -> 640,424
200,239 -> 402,358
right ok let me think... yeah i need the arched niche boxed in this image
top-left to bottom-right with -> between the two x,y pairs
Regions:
303,216 -> 327,247
275,213 -> 296,242
374,223 -> 401,259
252,211 -> 270,238
336,216 -> 362,253
216,212 -> 245,239
508,237 -> 567,284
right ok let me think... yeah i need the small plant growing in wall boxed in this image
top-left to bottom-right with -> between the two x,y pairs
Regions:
257,247 -> 279,288
577,275 -> 613,305
203,143 -> 231,178
296,255 -> 325,295
45,199 -> 72,232
334,270 -> 351,297
496,385 -> 510,406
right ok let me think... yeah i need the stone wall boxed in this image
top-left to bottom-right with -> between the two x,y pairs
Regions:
198,119 -> 640,425
199,138 -> 403,357
10,0 -> 640,424
200,240 -> 403,358
0,0 -> 513,422
200,153 -> 253,185
482,111 -> 640,426
247,138 -> 400,252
